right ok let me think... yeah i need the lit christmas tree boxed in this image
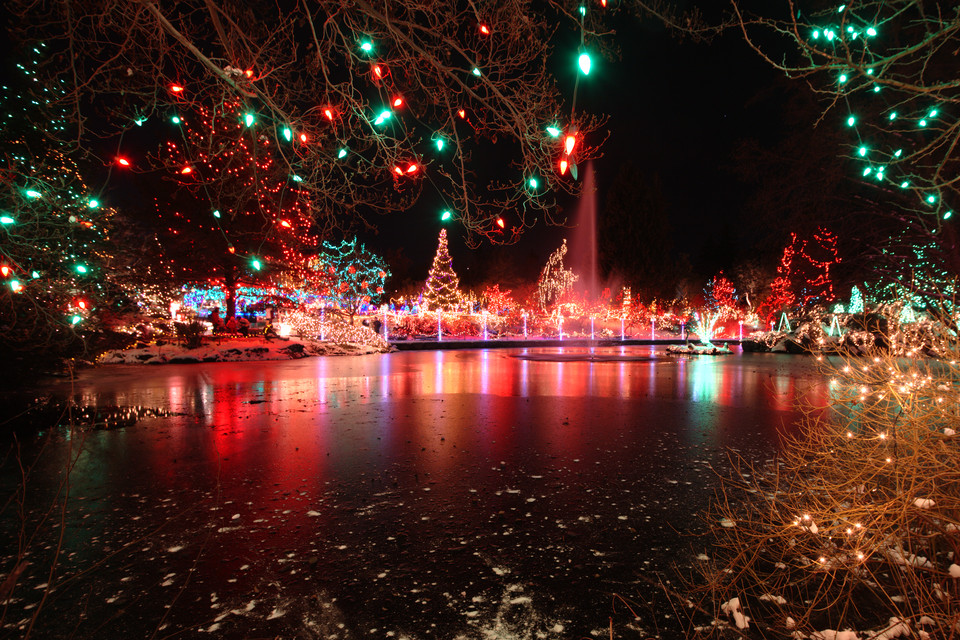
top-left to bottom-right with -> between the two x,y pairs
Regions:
0,45 -> 118,366
155,95 -> 317,318
537,239 -> 578,311
315,238 -> 390,320
423,229 -> 461,311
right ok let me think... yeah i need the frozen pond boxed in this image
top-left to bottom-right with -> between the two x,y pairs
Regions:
1,347 -> 826,638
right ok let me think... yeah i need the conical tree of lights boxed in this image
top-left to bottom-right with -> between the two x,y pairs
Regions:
423,229 -> 461,311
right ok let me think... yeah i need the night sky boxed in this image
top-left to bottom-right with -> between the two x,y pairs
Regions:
370,11 -> 787,291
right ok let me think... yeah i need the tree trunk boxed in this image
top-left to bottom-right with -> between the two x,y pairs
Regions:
223,262 -> 237,319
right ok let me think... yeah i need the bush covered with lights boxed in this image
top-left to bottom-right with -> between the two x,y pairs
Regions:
685,311 -> 960,638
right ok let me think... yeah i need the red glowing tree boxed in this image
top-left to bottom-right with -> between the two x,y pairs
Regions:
759,229 -> 840,326
482,284 -> 515,316
704,271 -> 738,319
154,96 -> 317,318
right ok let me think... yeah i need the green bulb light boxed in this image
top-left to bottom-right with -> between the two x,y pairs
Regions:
213,209 -> 221,218
528,177 -> 539,189
360,40 -> 373,53
889,112 -> 897,120
863,167 -> 872,176
846,115 -> 856,126
839,73 -> 848,83
373,110 -> 392,126
858,146 -> 867,157
873,85 -> 880,93
577,52 -> 592,75
88,199 -> 99,209
252,258 -> 262,271
945,211 -> 953,220
435,138 -> 445,151
244,113 -> 255,127
338,147 -> 348,159
440,210 -> 452,221
927,195 -> 936,204
812,30 -> 820,39
71,315 -> 82,325
546,126 -> 561,137
171,115 -> 181,124
838,4 -> 846,12
894,149 -> 903,157
472,67 -> 481,77
9,280 -> 19,291
0,216 -> 13,224
25,189 -> 41,199
31,271 -> 39,278
292,174 -> 303,182
282,127 -> 292,142
826,30 -> 835,41
866,27 -> 877,37
75,265 -> 88,274
919,119 -> 927,127
929,108 -> 939,117
900,181 -> 909,189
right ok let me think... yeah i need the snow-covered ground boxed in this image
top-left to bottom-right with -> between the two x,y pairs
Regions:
97,336 -> 388,366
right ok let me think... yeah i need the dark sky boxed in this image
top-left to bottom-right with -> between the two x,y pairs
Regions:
368,10 -> 785,290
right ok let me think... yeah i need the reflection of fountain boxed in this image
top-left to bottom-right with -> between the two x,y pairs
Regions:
570,161 -> 599,300
438,313 -> 443,341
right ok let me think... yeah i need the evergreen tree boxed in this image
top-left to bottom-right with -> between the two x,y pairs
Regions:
423,230 -> 461,311
0,45 -> 117,371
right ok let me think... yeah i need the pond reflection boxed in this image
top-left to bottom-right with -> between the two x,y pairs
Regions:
7,348 -> 826,639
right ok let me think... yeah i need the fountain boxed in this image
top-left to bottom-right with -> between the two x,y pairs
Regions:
590,317 -> 595,340
482,311 -> 488,341
523,312 -> 528,338
570,161 -> 599,301
620,316 -> 625,341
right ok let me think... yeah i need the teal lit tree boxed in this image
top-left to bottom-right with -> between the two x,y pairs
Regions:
0,45 -> 118,370
315,238 -> 390,320
423,229 -> 462,311
155,94 -> 317,319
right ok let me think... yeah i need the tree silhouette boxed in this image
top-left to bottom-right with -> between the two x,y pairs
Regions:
598,164 -> 675,300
